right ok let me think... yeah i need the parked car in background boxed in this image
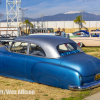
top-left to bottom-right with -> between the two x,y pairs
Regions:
30,28 -> 54,34
71,31 -> 100,47
91,29 -> 100,32
65,30 -> 89,47
70,30 -> 89,38
0,35 -> 100,90
66,30 -> 88,37
0,34 -> 16,45
30,33 -> 55,36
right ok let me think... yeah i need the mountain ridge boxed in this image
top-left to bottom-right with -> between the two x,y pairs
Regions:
1,12 -> 100,22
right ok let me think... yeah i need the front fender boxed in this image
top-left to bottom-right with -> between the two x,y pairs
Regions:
31,62 -> 82,89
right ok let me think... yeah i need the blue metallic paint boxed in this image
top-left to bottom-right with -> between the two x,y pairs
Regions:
61,53 -> 100,76
31,62 -> 82,89
2,52 -> 26,77
0,45 -> 100,90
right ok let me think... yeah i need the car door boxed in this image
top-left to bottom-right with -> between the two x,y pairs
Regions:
25,43 -> 45,80
1,41 -> 28,78
0,52 -> 3,73
86,33 -> 100,46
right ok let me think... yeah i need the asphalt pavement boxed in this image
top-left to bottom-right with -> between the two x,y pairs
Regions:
84,92 -> 100,100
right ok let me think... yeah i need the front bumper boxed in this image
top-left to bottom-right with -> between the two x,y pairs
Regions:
68,80 -> 100,90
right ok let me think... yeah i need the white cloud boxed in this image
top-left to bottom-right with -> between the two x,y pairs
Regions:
24,0 -> 100,18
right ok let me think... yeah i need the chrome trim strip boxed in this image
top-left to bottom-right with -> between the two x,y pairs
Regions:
69,80 -> 100,90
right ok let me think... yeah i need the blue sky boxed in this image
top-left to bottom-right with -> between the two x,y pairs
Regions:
0,0 -> 100,20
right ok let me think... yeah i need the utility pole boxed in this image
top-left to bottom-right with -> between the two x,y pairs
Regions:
80,10 -> 84,29
40,14 -> 44,29
80,10 -> 84,20
21,9 -> 28,22
6,0 -> 21,36
21,9 -> 28,33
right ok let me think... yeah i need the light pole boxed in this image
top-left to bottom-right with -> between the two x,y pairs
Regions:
21,9 -> 28,33
40,14 -> 44,29
79,10 -> 84,30
80,10 -> 84,20
21,9 -> 28,22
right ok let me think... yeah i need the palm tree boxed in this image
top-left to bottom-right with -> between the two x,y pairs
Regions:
19,19 -> 33,34
73,15 -> 86,31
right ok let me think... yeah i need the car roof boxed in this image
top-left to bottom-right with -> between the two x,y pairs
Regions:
14,35 -> 75,58
15,35 -> 74,46
90,31 -> 100,34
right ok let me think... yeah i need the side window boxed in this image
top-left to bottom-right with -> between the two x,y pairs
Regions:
29,43 -> 45,57
91,33 -> 99,37
10,42 -> 28,54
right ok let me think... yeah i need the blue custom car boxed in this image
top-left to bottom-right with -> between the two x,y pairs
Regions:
72,30 -> 89,37
0,35 -> 100,90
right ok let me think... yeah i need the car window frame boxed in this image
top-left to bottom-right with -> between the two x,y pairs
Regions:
9,41 -> 29,55
28,42 -> 46,58
6,41 -> 46,58
56,42 -> 83,57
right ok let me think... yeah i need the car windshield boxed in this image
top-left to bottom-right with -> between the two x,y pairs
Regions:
73,31 -> 89,37
57,43 -> 83,57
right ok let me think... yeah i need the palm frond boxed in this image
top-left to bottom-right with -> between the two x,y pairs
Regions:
81,20 -> 86,24
19,19 -> 33,28
73,15 -> 86,31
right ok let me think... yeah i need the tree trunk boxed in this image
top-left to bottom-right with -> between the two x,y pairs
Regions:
29,25 -> 30,34
79,23 -> 81,31
80,22 -> 82,29
26,24 -> 27,34
81,23 -> 89,32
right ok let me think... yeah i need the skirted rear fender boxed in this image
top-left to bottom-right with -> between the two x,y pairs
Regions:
31,62 -> 82,89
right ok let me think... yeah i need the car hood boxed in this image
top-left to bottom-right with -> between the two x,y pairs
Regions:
60,53 -> 100,76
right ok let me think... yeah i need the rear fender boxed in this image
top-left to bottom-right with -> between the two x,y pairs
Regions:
31,62 -> 82,89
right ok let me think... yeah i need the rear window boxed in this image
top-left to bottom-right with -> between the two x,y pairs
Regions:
57,43 -> 83,57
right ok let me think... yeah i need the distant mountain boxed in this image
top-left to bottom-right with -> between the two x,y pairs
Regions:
1,11 -> 100,22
